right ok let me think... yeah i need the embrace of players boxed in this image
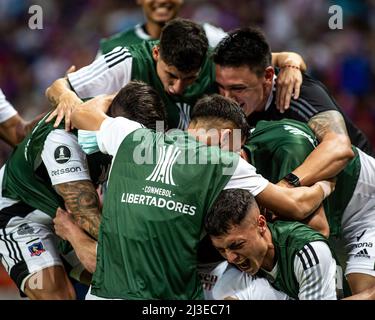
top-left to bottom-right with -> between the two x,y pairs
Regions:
0,1 -> 374,301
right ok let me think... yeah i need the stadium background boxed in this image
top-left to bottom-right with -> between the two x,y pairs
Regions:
0,0 -> 374,299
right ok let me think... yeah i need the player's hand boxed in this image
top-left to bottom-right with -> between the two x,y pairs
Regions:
65,65 -> 76,76
45,91 -> 82,131
275,66 -> 302,113
53,207 -> 78,241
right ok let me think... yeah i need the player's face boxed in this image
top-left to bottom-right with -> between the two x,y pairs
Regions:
215,65 -> 274,117
137,0 -> 183,24
211,213 -> 268,276
154,47 -> 200,96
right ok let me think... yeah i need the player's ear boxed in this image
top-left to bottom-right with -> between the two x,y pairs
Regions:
152,46 -> 160,62
264,66 -> 274,83
257,214 -> 267,235
219,128 -> 231,151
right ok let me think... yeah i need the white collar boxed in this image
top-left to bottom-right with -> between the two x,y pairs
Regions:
264,75 -> 277,111
134,24 -> 152,40
261,260 -> 278,282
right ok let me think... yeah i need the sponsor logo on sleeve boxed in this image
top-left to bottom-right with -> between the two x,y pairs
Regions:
51,166 -> 82,176
54,145 -> 71,164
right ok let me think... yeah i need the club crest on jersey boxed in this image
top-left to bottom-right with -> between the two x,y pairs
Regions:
54,145 -> 71,164
146,145 -> 181,186
28,242 -> 46,257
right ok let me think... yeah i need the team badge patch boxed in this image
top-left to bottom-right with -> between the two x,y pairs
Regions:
54,145 -> 71,164
28,242 -> 46,257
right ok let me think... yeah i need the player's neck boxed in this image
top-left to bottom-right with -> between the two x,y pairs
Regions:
144,21 -> 164,40
260,83 -> 273,112
261,228 -> 276,271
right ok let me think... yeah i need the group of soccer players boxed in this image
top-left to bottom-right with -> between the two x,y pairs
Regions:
0,0 -> 374,300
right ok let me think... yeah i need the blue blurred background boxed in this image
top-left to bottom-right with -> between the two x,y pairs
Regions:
0,0 -> 374,298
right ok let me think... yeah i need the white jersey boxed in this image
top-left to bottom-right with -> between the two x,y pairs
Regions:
340,147 -> 375,278
211,261 -> 291,300
96,117 -> 269,196
68,47 -> 133,99
262,241 -> 337,300
198,261 -> 229,300
342,148 -> 375,234
0,89 -> 17,123
202,23 -> 227,48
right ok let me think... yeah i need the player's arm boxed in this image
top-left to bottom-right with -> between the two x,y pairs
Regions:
54,208 -> 97,273
0,88 -> 46,146
227,158 -> 334,220
46,48 -> 132,130
73,100 -> 142,158
54,180 -> 101,240
272,52 -> 307,72
272,52 -> 307,112
70,94 -> 114,131
255,180 -> 333,220
0,114 -> 25,146
343,287 -> 375,300
0,112 -> 49,146
276,181 -> 330,237
291,110 -> 354,186
301,205 -> 330,238
272,182 -> 330,236
294,241 -> 337,300
42,129 -> 101,239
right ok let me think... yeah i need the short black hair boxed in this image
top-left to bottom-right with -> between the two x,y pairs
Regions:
191,94 -> 250,141
205,189 -> 257,237
213,27 -> 272,77
108,80 -> 167,130
159,18 -> 208,73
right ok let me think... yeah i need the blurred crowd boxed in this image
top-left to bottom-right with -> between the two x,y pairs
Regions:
0,0 -> 374,164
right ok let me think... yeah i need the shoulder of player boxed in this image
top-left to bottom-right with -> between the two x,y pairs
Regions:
100,28 -> 136,46
271,220 -> 318,242
298,73 -> 334,104
44,128 -> 79,147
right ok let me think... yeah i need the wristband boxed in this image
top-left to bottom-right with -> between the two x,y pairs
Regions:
316,181 -> 332,199
283,172 -> 301,187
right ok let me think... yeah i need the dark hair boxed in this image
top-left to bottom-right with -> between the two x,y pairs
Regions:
205,189 -> 257,237
108,80 -> 167,130
159,18 -> 208,73
213,27 -> 272,77
191,94 -> 250,141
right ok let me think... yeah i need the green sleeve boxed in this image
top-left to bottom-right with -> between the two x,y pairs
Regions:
273,141 -> 313,181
